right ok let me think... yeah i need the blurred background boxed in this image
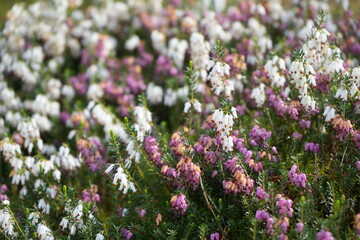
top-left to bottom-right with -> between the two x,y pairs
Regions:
0,0 -> 359,27
0,0 -> 35,26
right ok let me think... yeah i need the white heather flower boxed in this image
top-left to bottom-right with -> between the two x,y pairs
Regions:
183,100 -> 202,113
104,164 -> 115,175
70,224 -> 76,235
61,85 -> 75,100
0,138 -> 21,161
190,32 -> 210,81
146,83 -> 163,104
50,146 -> 81,171
125,35 -> 140,51
25,94 -> 60,117
168,38 -> 188,69
300,95 -> 316,111
96,233 -> 105,240
231,21 -> 244,40
87,84 -> 104,100
34,179 -> 45,190
151,30 -> 166,55
72,202 -> 83,220
19,186 -> 27,198
212,108 -> 237,152
184,102 -> 191,113
53,169 -> 61,182
125,140 -> 141,166
251,84 -> 266,107
350,67 -> 360,87
323,106 -> 336,122
112,167 -> 136,194
59,217 -> 69,230
32,159 -> 55,176
33,113 -> 52,132
46,187 -> 57,199
335,88 -> 348,101
264,56 -> 286,88
207,60 -> 232,97
44,33 -> 66,56
133,106 -> 152,142
38,199 -> 50,214
201,11 -> 231,44
0,207 -> 15,236
164,88 -> 178,106
29,212 -> 40,225
37,223 -> 54,240
11,170 -> 30,185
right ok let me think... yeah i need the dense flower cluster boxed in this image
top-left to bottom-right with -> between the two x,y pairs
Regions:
0,0 -> 359,239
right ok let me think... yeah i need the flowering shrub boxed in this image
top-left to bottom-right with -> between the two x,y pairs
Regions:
0,0 -> 359,239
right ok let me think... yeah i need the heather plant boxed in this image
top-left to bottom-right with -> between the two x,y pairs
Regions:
0,0 -> 359,239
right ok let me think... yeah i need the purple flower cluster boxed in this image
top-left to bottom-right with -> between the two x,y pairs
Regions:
144,136 -> 180,186
194,135 -> 221,164
332,116 -> 353,141
144,136 -> 163,167
210,232 -> 219,240
223,157 -> 254,195
354,131 -> 360,150
300,119 -> 311,129
171,132 -> 200,190
256,187 -> 269,201
316,230 -> 334,240
77,138 -> 105,172
170,194 -> 188,216
297,222 -> 304,233
121,228 -> 133,240
82,185 -> 100,204
255,210 -> 274,234
304,142 -> 320,153
288,165 -> 307,188
266,88 -> 299,120
292,132 -> 303,141
0,184 -> 9,201
71,73 -> 89,95
277,196 -> 293,217
249,125 -> 271,147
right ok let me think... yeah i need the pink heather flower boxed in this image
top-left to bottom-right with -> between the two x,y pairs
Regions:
82,185 -> 100,203
304,142 -> 320,153
316,230 -> 334,240
211,171 -> 218,178
210,232 -> 219,240
353,131 -> 360,150
140,209 -> 147,218
288,165 -> 307,188
77,138 -> 105,172
279,234 -> 287,240
300,119 -> 311,129
271,147 -> 278,155
255,210 -> 270,223
297,222 -> 304,233
249,125 -> 271,147
256,187 -> 269,201
71,73 -> 89,95
355,214 -> 360,236
292,132 -> 302,141
144,135 -> 164,168
277,197 -> 293,217
357,161 -> 360,171
0,184 -> 9,201
280,221 -> 289,233
236,105 -> 246,115
121,228 -> 133,240
170,194 -> 188,216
